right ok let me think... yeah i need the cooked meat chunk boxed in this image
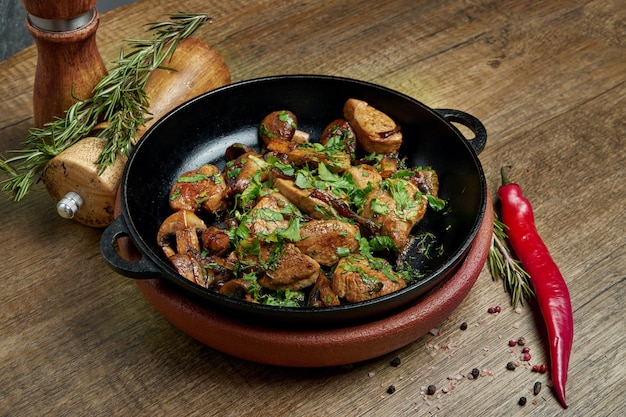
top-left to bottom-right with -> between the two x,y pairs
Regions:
286,147 -> 351,172
274,178 -> 337,219
245,242 -> 320,291
296,219 -> 359,266
169,164 -> 227,213
343,98 -> 402,154
346,164 -> 382,191
361,178 -> 427,249
247,192 -> 300,237
332,255 -> 406,303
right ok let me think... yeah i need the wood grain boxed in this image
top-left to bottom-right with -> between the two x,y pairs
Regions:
1,0 -> 624,416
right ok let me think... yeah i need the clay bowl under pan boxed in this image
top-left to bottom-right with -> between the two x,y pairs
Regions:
116,197 -> 493,367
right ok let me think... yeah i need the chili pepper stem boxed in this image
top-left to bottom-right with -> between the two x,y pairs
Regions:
500,165 -> 513,186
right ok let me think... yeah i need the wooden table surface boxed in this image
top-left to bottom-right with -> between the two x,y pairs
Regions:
1,0 -> 624,415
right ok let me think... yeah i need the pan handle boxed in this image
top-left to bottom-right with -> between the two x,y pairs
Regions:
435,109 -> 487,154
100,216 -> 163,279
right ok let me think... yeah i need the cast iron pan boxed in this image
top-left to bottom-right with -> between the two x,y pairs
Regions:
101,75 -> 487,327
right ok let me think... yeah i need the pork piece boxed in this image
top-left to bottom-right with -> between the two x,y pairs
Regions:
223,151 -> 267,198
274,178 -> 337,219
319,118 -> 357,157
169,164 -> 227,213
332,255 -> 407,303
286,147 -> 351,172
343,98 -> 402,155
346,164 -> 382,191
295,219 -> 359,267
246,192 -> 300,237
361,178 -> 427,249
238,241 -> 320,291
308,273 -> 341,307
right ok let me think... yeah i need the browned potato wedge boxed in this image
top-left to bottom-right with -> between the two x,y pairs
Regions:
343,98 -> 402,154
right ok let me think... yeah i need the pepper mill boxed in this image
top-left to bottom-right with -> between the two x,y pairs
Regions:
41,38 -> 232,227
22,0 -> 107,127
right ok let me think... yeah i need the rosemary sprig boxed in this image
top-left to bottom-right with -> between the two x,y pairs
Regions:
0,12 -> 211,202
488,214 -> 534,308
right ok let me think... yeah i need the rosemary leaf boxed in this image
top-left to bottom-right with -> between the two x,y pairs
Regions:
0,12 -> 210,201
488,214 -> 534,308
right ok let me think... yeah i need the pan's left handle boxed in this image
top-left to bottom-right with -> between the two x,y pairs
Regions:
435,109 -> 487,155
100,216 -> 163,279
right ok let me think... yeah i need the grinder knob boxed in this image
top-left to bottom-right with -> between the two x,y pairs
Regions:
56,191 -> 84,219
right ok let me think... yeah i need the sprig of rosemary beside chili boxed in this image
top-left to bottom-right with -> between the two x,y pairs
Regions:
497,166 -> 573,409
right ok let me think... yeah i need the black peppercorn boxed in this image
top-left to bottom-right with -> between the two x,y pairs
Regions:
460,322 -> 468,330
506,361 -> 517,371
533,381 -> 542,395
426,385 -> 436,395
469,368 -> 480,379
387,385 -> 396,394
390,357 -> 401,367
518,396 -> 527,406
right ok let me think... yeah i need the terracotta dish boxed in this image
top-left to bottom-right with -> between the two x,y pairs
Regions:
118,197 -> 493,367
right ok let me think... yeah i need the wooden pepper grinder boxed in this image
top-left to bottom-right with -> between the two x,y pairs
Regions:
22,0 -> 107,127
41,38 -> 231,227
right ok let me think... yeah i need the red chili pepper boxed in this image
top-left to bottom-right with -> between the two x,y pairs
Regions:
497,167 -> 573,409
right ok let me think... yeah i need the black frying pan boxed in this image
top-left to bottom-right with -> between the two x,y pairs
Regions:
101,75 -> 487,327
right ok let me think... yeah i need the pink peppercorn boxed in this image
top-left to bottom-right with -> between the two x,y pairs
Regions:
508,339 -> 517,347
532,364 -> 547,373
495,306 -> 501,313
521,347 -> 530,353
522,353 -> 532,361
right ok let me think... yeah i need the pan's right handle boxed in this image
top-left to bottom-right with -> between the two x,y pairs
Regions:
435,109 -> 487,155
100,216 -> 163,279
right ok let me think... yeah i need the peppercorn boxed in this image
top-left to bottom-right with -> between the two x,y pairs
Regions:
506,361 -> 517,371
522,353 -> 531,361
387,385 -> 396,394
487,307 -> 495,314
426,385 -> 437,395
533,381 -> 542,395
518,396 -> 527,406
460,322 -> 468,330
390,357 -> 401,367
521,347 -> 530,354
508,339 -> 517,347
469,368 -> 480,379
495,306 -> 501,313
532,364 -> 547,373
517,337 -> 526,346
